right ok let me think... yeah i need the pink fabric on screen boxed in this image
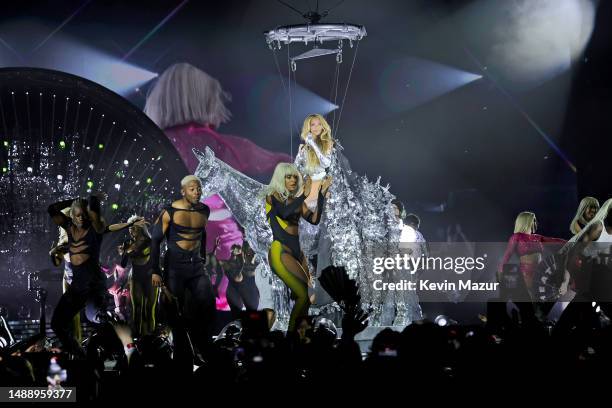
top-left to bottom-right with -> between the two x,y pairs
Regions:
164,123 -> 291,177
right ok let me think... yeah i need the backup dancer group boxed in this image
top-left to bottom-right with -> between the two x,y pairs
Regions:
47,112 -> 345,358
497,196 -> 612,330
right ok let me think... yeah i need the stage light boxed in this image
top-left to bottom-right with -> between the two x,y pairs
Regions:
2,167 -> 7,173
434,315 -> 448,327
111,203 -> 119,210
88,164 -> 94,170
114,184 -> 121,190
98,143 -> 104,150
56,175 -> 63,180
59,140 -> 66,149
135,180 -> 140,186
146,177 -> 152,184
484,0 -> 595,83
26,167 -> 32,173
434,315 -> 458,327
86,180 -> 94,189
123,160 -> 129,166
3,141 -> 8,147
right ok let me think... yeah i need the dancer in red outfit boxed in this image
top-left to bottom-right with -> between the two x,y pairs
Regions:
498,211 -> 566,297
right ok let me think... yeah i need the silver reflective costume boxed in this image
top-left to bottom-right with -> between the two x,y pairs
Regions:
294,133 -> 332,181
192,145 -> 422,328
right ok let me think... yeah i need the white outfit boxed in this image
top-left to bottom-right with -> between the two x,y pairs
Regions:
398,220 -> 427,259
294,133 -> 332,181
596,221 -> 612,243
591,220 -> 612,259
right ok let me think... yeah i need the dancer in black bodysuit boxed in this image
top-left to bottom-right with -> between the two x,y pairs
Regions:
221,240 -> 260,319
48,194 -> 143,355
264,163 -> 331,331
150,175 -> 215,355
119,215 -> 158,338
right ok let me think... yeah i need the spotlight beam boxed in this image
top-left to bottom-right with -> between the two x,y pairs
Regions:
463,46 -> 576,173
0,36 -> 26,63
76,107 -> 93,164
50,96 -> 56,146
122,0 -> 190,61
91,122 -> 116,184
31,0 -> 94,53
72,101 -> 81,135
81,115 -> 105,195
102,130 -> 127,183
38,93 -> 44,145
61,98 -> 69,140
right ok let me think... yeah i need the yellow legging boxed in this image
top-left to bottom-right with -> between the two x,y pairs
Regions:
268,240 -> 310,332
130,278 -> 160,337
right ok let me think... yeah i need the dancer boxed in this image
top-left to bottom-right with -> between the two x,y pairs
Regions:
499,212 -> 566,297
220,241 -> 260,319
207,237 -> 224,301
388,200 -> 424,325
47,194 -> 144,355
49,208 -> 82,343
150,175 -> 216,355
392,200 -> 427,256
263,163 -> 331,331
556,199 -> 612,333
569,196 -> 600,235
119,215 -> 158,338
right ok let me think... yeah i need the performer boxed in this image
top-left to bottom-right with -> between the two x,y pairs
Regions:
294,114 -> 334,208
105,264 -> 130,320
150,175 -> 215,354
47,194 -> 143,355
206,237 -> 225,304
557,199 -> 612,333
220,241 -> 260,319
392,200 -> 427,256
118,215 -> 158,338
264,163 -> 331,331
498,212 -> 566,297
569,196 -> 600,235
388,200 -> 424,325
49,208 -> 82,343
